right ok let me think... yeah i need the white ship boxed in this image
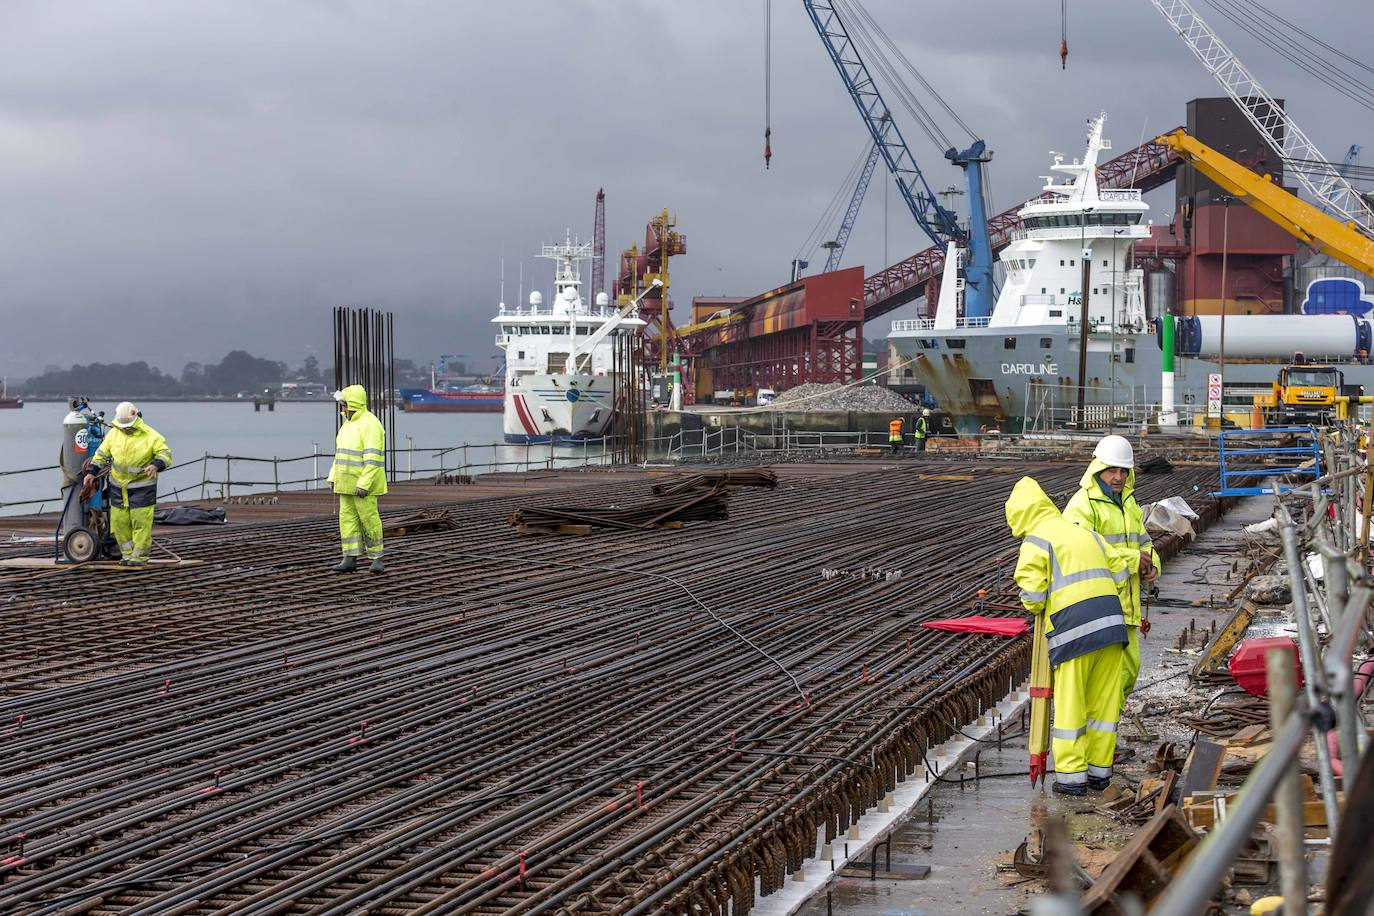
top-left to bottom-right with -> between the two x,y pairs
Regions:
494,237 -> 645,443
888,115 -> 1374,432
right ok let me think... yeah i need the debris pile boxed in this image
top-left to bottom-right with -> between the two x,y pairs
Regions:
510,484 -> 731,534
651,467 -> 778,496
766,382 -> 918,413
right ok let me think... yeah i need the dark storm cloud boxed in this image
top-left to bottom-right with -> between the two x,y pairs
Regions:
0,0 -> 1368,377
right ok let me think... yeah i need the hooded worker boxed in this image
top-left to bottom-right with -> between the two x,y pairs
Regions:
1008,476 -> 1129,795
1063,435 -> 1160,713
83,402 -> 171,567
328,385 -> 387,573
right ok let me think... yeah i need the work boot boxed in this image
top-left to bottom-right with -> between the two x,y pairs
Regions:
335,556 -> 357,573
1051,781 -> 1086,797
368,558 -> 385,575
1087,775 -> 1112,792
125,555 -> 148,568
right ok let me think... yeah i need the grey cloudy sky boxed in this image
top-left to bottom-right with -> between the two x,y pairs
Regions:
1,0 -> 1369,378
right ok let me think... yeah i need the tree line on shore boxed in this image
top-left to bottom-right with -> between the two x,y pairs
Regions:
16,351 -> 431,398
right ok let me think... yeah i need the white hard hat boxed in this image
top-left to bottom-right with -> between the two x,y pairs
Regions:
332,389 -> 346,403
1093,434 -> 1134,469
113,401 -> 139,428
922,408 -> 931,416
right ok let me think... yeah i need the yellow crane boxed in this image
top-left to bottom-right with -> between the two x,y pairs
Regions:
1157,130 -> 1374,277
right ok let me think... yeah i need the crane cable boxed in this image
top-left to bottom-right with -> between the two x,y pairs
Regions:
1060,0 -> 1068,69
764,0 -> 772,169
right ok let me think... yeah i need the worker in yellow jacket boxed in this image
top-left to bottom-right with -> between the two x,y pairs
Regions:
328,385 -> 387,573
1063,435 -> 1160,713
83,402 -> 172,567
1008,476 -> 1130,795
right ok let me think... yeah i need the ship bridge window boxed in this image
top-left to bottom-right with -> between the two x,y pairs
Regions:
577,326 -> 591,335
1040,337 -> 1053,348
918,338 -> 939,349
1003,336 -> 1017,350
944,338 -> 966,349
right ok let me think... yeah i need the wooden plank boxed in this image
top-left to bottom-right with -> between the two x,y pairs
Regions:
0,557 -> 204,570
1082,806 -> 1199,915
1191,599 -> 1257,677
1179,740 -> 1226,798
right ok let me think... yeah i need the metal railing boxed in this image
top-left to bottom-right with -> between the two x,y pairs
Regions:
0,439 -> 621,515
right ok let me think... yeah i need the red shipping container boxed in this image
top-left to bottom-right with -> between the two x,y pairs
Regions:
1228,637 -> 1304,698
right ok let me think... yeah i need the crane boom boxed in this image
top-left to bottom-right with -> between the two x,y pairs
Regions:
1158,130 -> 1374,276
824,143 -> 881,273
1149,0 -> 1374,237
803,0 -> 995,316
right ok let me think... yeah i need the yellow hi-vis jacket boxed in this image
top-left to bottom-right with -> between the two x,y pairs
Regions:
328,385 -> 388,496
90,417 -> 171,509
1063,458 -> 1161,627
1007,476 -> 1129,667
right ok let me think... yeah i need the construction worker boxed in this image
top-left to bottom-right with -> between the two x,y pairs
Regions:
83,402 -> 171,567
888,416 -> 904,453
328,385 -> 387,573
1063,435 -> 1160,713
1008,476 -> 1130,795
913,408 -> 931,452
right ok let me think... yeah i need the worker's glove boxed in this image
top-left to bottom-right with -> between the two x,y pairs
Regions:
354,487 -> 368,498
143,464 -> 158,479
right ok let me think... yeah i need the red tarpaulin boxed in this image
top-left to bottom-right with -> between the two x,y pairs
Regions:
920,616 -> 1027,637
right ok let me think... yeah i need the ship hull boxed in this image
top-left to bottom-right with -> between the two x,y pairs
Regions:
504,373 -> 618,444
400,389 -> 503,413
890,324 -> 1374,433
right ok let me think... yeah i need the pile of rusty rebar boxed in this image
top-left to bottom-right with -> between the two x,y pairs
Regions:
509,483 -> 732,531
0,460 -> 1227,914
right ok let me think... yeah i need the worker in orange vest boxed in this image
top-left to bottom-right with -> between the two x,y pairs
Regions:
888,417 -> 904,453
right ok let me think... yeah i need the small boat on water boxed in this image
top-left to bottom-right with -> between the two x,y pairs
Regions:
401,384 -> 504,413
0,378 -> 22,409
399,356 -> 505,412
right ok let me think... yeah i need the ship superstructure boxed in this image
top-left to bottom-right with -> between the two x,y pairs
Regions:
493,236 -> 644,443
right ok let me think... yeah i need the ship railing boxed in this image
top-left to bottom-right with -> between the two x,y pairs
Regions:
890,316 -> 991,333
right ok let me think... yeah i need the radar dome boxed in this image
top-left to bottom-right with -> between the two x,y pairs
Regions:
529,291 -> 543,307
595,292 -> 610,307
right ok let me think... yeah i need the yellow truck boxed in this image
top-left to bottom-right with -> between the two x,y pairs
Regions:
1253,363 -> 1365,426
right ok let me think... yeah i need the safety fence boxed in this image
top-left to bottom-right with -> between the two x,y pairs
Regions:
0,439 -> 620,515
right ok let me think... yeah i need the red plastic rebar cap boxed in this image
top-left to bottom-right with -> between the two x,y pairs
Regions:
1228,637 -> 1304,698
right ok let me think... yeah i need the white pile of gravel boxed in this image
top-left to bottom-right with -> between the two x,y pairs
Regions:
766,383 -> 918,413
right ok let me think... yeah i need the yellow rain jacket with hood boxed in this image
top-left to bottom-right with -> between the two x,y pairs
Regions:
90,417 -> 172,510
328,385 -> 387,497
1008,476 -> 1129,789
1063,457 -> 1160,708
1063,458 -> 1158,626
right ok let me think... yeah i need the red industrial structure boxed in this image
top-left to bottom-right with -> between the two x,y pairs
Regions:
676,267 -> 864,404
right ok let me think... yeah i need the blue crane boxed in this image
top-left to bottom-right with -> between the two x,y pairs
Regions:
823,142 -> 882,273
802,0 -> 995,318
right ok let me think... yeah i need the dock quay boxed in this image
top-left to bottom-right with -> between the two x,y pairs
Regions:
0,454 -> 1231,913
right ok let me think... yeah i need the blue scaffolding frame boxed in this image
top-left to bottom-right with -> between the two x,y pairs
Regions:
1211,426 -> 1323,497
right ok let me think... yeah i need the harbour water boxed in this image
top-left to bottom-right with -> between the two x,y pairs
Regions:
0,400 -> 610,516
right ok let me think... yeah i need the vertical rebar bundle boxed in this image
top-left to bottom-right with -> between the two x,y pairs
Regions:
611,327 -> 645,464
333,307 -> 397,481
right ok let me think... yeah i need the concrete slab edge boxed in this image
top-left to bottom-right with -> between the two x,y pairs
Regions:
751,678 -> 1034,915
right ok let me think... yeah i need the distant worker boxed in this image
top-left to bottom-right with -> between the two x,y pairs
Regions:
83,402 -> 171,567
913,408 -> 931,452
888,416 -> 904,453
328,385 -> 387,573
1008,476 -> 1129,795
1063,435 -> 1160,714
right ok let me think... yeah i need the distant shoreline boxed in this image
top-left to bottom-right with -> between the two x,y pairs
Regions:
16,397 -> 336,404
